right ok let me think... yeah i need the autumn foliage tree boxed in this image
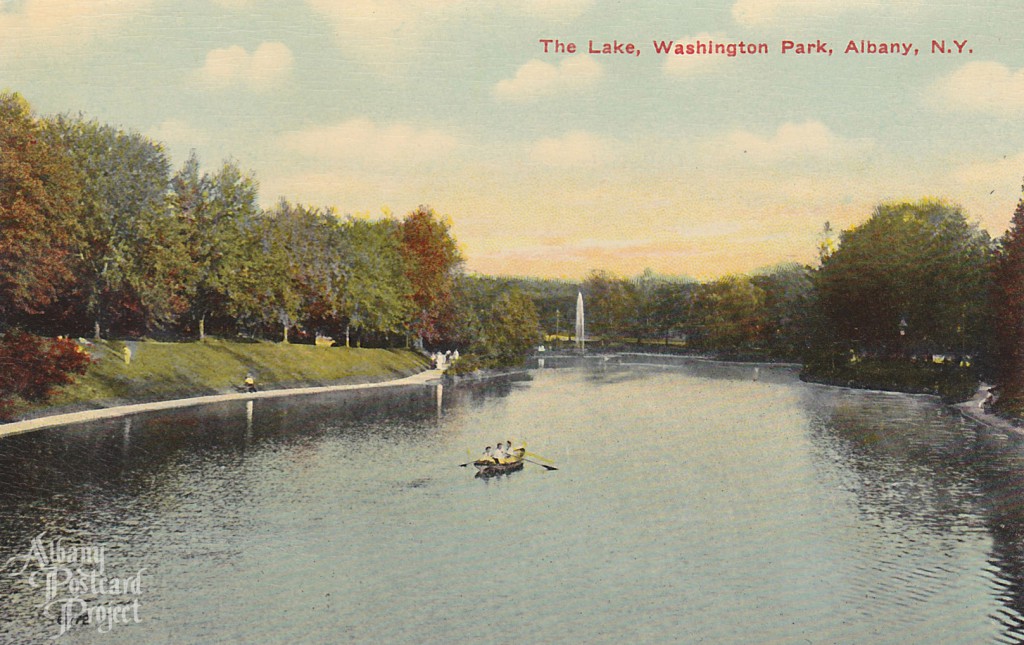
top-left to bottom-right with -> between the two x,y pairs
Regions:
0,332 -> 90,420
399,206 -> 463,346
0,93 -> 81,323
0,94 -> 91,417
993,187 -> 1024,413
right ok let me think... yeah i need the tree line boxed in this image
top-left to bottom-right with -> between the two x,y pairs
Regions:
3,89 -> 1024,419
0,92 -> 544,415
559,197 -> 1024,416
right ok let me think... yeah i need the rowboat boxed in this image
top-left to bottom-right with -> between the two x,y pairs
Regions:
474,447 -> 526,477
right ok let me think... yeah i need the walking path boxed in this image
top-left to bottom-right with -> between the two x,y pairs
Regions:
955,383 -> 1023,434
0,369 -> 444,439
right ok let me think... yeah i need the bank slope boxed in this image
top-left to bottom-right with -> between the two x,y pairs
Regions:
13,339 -> 429,420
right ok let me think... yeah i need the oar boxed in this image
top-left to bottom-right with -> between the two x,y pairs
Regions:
523,458 -> 558,471
524,451 -> 556,464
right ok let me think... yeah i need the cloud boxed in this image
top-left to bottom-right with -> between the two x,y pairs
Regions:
0,0 -> 153,57
932,61 -> 1024,117
731,0 -> 914,26
306,0 -> 592,62
529,131 -> 615,167
716,121 -> 874,161
493,56 -> 602,102
512,0 -> 592,20
279,118 -> 460,168
196,42 -> 294,91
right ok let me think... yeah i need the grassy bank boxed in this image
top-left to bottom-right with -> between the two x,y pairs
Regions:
16,338 -> 429,420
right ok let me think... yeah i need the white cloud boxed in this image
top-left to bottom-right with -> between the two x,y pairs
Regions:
305,0 -> 451,62
932,61 -> 1024,117
196,42 -> 294,91
513,0 -> 592,20
279,118 -> 460,168
0,0 -> 153,57
493,56 -> 602,102
529,130 -> 615,167
306,0 -> 592,62
731,0 -> 915,26
717,121 -> 874,161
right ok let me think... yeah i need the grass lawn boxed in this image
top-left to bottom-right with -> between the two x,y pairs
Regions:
16,338 -> 429,419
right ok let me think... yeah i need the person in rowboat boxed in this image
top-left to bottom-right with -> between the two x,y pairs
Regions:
493,442 -> 509,462
482,446 -> 495,463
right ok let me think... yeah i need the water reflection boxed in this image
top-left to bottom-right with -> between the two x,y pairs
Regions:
804,386 -> 1024,640
3,362 -> 1024,642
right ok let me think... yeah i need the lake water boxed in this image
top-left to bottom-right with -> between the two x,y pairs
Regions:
2,355 -> 1024,643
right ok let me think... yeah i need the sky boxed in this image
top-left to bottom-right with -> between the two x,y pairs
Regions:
4,0 -> 1024,280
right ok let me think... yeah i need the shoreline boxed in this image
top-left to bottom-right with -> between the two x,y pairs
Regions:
4,355 -> 1020,441
0,368 -> 444,439
954,384 -> 1024,435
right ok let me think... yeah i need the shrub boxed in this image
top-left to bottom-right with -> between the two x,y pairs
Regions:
0,331 -> 92,420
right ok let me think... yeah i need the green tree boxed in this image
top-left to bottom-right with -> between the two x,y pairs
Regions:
484,291 -> 540,365
815,199 -> 991,360
45,114 -> 190,338
173,155 -> 262,339
234,211 -> 302,340
335,217 -> 413,346
693,274 -> 766,351
650,280 -> 697,346
751,263 -> 815,359
629,268 -> 660,343
582,269 -> 636,341
258,200 -> 340,341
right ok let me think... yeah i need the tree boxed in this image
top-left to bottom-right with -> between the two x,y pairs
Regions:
0,95 -> 92,416
582,270 -> 636,341
650,280 -> 697,346
0,93 -> 82,324
223,212 -> 300,340
399,205 -> 464,346
993,186 -> 1024,411
629,268 -> 659,343
44,114 -> 190,338
482,291 -> 541,366
751,263 -> 815,359
815,199 -> 991,360
173,155 -> 262,339
256,200 -> 338,341
334,217 -> 413,346
693,274 -> 766,351
0,332 -> 91,421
